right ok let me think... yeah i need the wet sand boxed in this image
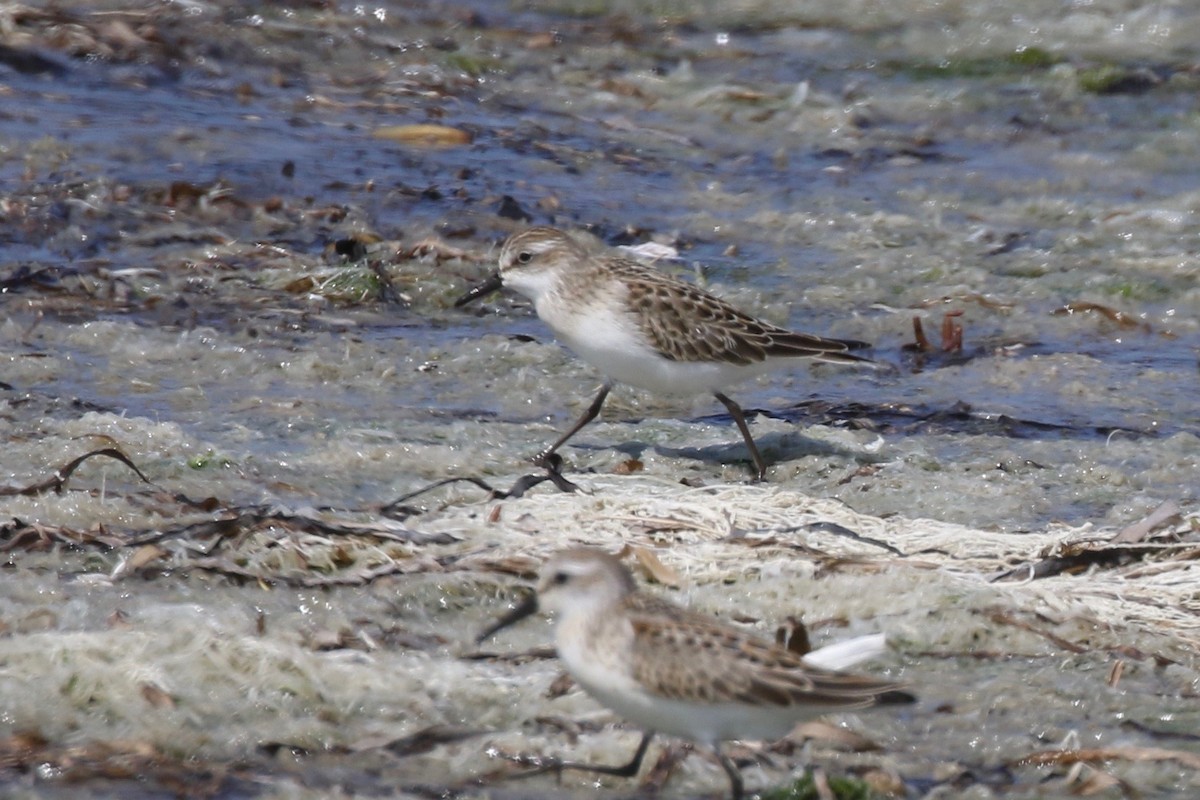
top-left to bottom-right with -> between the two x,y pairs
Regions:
2,1 -> 1199,797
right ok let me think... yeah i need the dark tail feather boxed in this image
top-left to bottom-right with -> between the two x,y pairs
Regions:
812,348 -> 876,367
877,689 -> 918,706
766,333 -> 875,365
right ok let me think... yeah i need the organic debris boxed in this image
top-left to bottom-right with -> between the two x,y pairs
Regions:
994,501 -> 1197,582
0,447 -> 154,498
903,310 -> 964,358
1052,301 -> 1150,331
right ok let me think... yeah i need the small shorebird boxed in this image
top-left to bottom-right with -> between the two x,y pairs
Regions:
455,226 -> 874,480
477,547 -> 911,799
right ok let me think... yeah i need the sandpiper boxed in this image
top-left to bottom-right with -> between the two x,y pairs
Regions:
477,547 -> 910,799
456,226 -> 873,480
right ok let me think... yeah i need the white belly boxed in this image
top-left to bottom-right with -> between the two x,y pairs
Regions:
540,299 -> 767,396
579,676 -> 810,745
557,615 -> 816,746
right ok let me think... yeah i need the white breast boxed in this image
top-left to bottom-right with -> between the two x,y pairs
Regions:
537,296 -> 767,396
556,614 -> 820,745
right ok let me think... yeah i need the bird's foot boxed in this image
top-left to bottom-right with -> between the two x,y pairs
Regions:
527,450 -> 583,493
530,449 -> 564,473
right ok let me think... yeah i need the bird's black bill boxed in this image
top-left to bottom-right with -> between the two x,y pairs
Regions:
454,272 -> 504,307
475,589 -> 538,644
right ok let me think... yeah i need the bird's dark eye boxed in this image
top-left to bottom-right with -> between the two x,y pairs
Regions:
517,251 -> 533,264
550,571 -> 569,586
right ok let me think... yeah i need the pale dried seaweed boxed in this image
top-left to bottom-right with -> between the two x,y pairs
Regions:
995,500 -> 1199,583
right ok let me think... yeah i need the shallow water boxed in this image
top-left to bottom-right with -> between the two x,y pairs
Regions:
2,1 -> 1200,797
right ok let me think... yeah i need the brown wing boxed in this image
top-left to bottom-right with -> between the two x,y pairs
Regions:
612,260 -> 871,366
624,597 -> 900,710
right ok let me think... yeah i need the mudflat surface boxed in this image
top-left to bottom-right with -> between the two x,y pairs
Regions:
2,2 -> 1199,798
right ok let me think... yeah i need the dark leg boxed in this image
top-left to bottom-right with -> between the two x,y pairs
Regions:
533,382 -> 612,469
713,392 -> 767,481
712,743 -> 745,800
561,730 -> 654,778
507,730 -> 655,780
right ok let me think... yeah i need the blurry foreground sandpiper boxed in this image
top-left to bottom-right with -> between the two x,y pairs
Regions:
477,547 -> 911,799
456,226 -> 874,480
